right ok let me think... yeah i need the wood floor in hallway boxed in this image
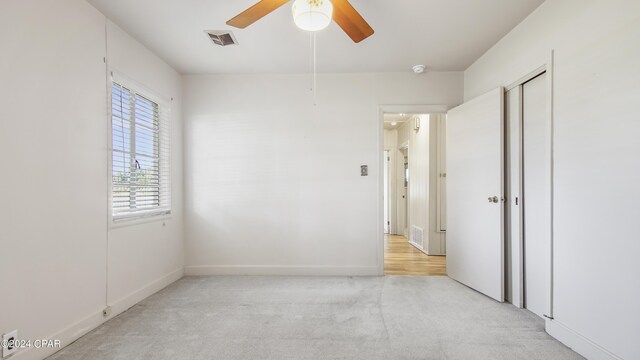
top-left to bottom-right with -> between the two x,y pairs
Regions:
384,234 -> 447,275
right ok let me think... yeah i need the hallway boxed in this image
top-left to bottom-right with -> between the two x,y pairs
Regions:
384,235 -> 447,275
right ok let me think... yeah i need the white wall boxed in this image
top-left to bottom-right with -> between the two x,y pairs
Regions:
0,2 -> 107,359
183,72 -> 463,275
464,0 -> 640,359
105,20 -> 184,313
0,2 -> 183,359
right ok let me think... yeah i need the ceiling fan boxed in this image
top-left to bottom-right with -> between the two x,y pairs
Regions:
226,0 -> 374,43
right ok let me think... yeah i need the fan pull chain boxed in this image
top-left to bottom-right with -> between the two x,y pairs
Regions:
309,32 -> 313,92
313,32 -> 317,106
308,33 -> 318,106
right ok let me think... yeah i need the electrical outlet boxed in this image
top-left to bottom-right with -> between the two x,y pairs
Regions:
2,330 -> 18,358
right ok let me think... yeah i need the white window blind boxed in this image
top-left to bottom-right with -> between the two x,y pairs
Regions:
111,81 -> 171,221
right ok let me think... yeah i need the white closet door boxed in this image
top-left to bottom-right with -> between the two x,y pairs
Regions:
505,86 -> 523,307
522,73 -> 550,317
447,88 -> 505,302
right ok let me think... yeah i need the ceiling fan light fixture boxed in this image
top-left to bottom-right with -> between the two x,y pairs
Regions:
292,0 -> 334,32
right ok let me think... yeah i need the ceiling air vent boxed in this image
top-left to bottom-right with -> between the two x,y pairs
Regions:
206,30 -> 238,46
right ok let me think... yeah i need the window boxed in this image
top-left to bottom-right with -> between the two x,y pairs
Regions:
111,81 -> 170,221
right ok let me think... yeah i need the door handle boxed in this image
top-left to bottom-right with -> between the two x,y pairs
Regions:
488,196 -> 499,203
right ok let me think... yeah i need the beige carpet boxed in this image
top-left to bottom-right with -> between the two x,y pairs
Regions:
48,276 -> 583,360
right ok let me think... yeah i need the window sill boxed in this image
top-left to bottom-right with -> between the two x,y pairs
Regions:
110,212 -> 172,229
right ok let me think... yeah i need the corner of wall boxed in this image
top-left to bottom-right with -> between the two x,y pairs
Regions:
546,319 -> 623,360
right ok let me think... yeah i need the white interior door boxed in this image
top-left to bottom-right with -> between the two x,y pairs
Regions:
522,73 -> 549,317
404,153 -> 409,237
447,88 -> 505,302
383,150 -> 390,234
398,148 -> 408,237
437,115 -> 447,232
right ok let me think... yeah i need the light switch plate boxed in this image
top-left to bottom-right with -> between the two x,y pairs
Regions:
360,165 -> 368,176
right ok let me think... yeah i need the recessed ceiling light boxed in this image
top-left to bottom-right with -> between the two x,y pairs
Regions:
391,122 -> 398,126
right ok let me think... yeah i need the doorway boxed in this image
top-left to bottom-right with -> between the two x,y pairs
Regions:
382,113 -> 447,275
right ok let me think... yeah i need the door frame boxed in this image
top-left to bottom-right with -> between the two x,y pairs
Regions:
383,149 -> 390,234
377,105 -> 450,275
504,51 -> 555,318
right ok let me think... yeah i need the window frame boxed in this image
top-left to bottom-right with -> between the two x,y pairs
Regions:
108,71 -> 172,225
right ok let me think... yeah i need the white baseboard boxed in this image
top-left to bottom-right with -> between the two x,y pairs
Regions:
11,268 -> 184,360
108,268 -> 184,317
185,265 -> 379,276
546,319 -> 623,360
10,309 -> 104,360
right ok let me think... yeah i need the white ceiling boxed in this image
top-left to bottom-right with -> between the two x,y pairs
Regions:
87,0 -> 544,75
383,113 -> 414,130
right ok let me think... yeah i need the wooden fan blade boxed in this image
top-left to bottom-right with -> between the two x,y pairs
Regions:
227,0 -> 290,29
331,0 -> 374,43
